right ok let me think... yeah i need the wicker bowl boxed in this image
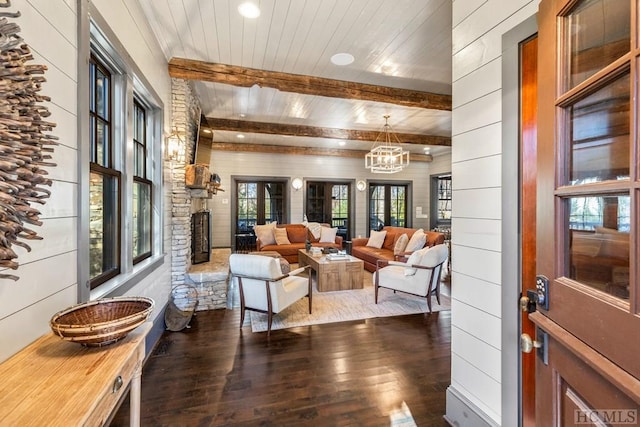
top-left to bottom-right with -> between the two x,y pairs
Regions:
50,296 -> 154,347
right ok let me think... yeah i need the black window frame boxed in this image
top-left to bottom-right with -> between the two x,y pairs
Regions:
89,54 -> 121,288
132,99 -> 152,264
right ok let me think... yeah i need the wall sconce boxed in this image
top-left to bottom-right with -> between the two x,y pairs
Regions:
165,128 -> 185,163
356,180 -> 366,192
291,177 -> 303,191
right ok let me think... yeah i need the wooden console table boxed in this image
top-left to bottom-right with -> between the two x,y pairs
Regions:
0,322 -> 151,426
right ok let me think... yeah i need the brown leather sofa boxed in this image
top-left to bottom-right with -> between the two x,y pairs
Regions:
256,223 -> 343,263
351,226 -> 445,272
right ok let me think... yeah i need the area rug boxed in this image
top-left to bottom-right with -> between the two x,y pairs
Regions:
249,274 -> 451,333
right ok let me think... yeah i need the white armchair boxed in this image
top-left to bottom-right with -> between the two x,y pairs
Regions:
373,244 -> 449,312
229,254 -> 312,335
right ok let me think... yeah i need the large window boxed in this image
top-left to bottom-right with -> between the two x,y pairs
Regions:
89,55 -> 120,287
86,19 -> 163,295
369,183 -> 408,231
132,100 -> 152,263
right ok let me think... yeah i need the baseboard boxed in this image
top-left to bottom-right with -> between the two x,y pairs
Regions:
444,385 -> 500,427
143,301 -> 167,363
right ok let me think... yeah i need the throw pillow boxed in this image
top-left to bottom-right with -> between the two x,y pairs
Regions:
274,227 -> 291,245
393,233 -> 409,255
287,225 -> 308,243
404,249 -> 423,276
405,229 -> 426,252
254,222 -> 277,246
319,226 -> 338,243
307,222 -> 322,240
366,230 -> 387,249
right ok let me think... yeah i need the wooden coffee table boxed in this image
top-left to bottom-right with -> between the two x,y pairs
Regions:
298,249 -> 364,292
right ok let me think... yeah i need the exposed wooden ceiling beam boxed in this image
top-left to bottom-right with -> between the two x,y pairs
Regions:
169,57 -> 451,111
209,142 -> 433,162
205,117 -> 450,146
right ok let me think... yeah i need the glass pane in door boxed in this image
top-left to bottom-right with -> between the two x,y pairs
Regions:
331,185 -> 348,239
568,71 -> 630,185
567,194 -> 630,299
563,0 -> 630,89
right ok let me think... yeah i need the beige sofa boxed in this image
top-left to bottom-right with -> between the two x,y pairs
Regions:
256,223 -> 343,263
351,226 -> 445,272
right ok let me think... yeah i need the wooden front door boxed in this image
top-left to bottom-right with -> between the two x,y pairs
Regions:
534,0 -> 640,424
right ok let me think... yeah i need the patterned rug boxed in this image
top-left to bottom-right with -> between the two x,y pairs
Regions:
249,271 -> 451,333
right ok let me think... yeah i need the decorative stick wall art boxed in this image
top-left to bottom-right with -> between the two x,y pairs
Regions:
0,1 -> 58,280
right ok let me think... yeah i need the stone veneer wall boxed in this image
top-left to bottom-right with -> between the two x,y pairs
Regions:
170,78 -> 198,286
170,79 -> 229,310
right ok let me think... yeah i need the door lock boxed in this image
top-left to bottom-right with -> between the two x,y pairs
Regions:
520,295 -> 536,313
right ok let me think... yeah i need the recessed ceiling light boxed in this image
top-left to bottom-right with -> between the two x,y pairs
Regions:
423,147 -> 431,153
237,134 -> 245,139
238,2 -> 260,18
239,113 -> 246,118
331,53 -> 355,66
202,128 -> 212,134
338,141 -> 346,146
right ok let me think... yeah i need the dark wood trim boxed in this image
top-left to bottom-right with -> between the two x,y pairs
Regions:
211,141 -> 433,162
530,312 -> 640,402
520,34 -> 538,427
205,117 -> 451,146
169,57 -> 451,111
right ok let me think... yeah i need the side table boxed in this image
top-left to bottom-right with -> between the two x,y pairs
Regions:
0,323 -> 151,426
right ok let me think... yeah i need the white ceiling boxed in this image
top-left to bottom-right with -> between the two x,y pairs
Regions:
138,0 -> 452,158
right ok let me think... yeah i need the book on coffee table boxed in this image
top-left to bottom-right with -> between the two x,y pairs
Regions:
326,253 -> 349,261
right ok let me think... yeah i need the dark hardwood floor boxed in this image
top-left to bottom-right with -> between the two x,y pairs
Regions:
111,308 -> 451,426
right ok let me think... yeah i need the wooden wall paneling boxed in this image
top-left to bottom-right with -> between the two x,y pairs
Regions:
452,217 -> 501,251
48,145 -> 78,182
0,251 -> 77,319
453,0 -> 487,27
453,59 -> 502,109
452,245 -> 501,285
451,123 -> 502,162
46,103 -> 78,150
15,218 -> 77,265
452,155 -> 501,189
451,299 -> 502,348
32,52 -> 77,114
452,188 -> 501,219
0,284 -> 76,363
38,181 -> 77,219
451,354 -> 502,420
452,272 -> 502,316
452,326 -> 502,381
453,1 -> 531,55
452,2 -> 539,81
452,91 -> 502,135
18,3 -> 77,71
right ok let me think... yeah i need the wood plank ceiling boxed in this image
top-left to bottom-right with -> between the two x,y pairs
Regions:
138,0 -> 452,160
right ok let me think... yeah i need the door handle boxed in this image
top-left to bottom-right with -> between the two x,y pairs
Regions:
520,333 -> 542,353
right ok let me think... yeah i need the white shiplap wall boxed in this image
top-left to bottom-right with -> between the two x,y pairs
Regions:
449,0 -> 539,425
0,0 -> 171,363
205,151 -> 451,247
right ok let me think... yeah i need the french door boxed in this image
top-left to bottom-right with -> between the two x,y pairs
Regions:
306,181 -> 351,240
534,0 -> 640,423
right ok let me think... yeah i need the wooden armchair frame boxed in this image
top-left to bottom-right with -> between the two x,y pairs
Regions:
234,265 -> 312,336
